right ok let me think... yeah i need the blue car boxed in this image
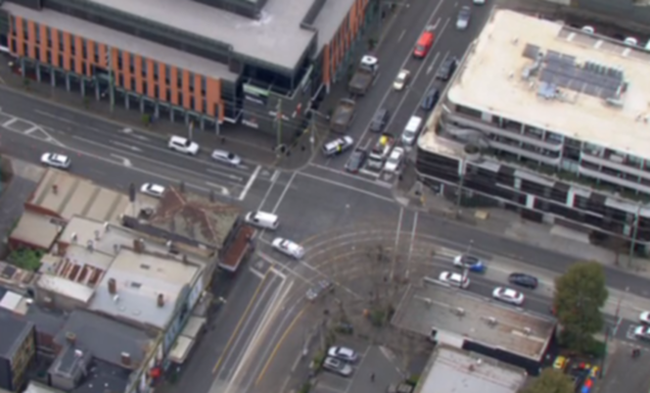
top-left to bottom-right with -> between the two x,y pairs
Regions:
453,254 -> 486,273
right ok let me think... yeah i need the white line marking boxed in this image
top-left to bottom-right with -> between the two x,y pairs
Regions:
2,118 -> 18,127
110,154 -> 132,167
270,170 -> 280,183
238,165 -> 261,201
406,212 -> 419,278
309,163 -> 392,189
426,51 -> 442,75
24,126 -> 40,135
392,207 -> 405,278
249,267 -> 265,279
272,172 -> 297,214
297,171 -> 394,203
34,109 -> 76,124
205,181 -> 231,196
397,29 -> 406,42
112,140 -> 143,152
206,168 -> 244,182
432,17 -> 442,30
258,171 -> 281,212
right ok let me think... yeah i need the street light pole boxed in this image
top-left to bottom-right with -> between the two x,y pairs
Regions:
455,159 -> 466,219
628,204 -> 642,267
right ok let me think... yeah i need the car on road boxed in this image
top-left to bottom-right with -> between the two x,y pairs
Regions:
456,6 -> 471,30
393,69 -> 410,91
492,287 -> 525,305
345,148 -> 367,173
633,326 -> 650,340
322,357 -> 353,377
384,147 -> 405,173
168,135 -> 199,155
508,273 -> 539,289
413,27 -> 435,58
40,153 -> 71,169
473,0 -> 485,5
140,183 -> 166,198
327,346 -> 359,363
640,311 -> 650,324
322,135 -> 354,157
369,107 -> 390,132
452,254 -> 486,272
272,237 -> 305,259
436,57 -> 459,81
306,279 -> 334,301
438,271 -> 470,288
211,149 -> 241,166
421,88 -> 440,111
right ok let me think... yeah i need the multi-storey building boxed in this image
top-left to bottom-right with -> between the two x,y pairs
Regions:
0,0 -> 375,137
417,10 -> 650,253
0,309 -> 36,392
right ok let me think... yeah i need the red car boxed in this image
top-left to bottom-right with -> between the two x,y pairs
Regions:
414,28 -> 435,58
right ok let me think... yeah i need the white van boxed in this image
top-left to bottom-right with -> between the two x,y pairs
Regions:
244,211 -> 279,230
401,116 -> 423,146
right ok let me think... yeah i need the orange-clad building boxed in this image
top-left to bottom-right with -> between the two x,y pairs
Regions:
0,0 -> 376,137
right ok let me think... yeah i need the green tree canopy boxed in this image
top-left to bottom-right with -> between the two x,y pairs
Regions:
553,261 -> 609,352
520,368 -> 574,393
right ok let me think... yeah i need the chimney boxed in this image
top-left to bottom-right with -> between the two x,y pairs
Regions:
104,222 -> 110,233
71,232 -> 78,242
120,352 -> 131,367
52,184 -> 58,194
108,278 -> 117,294
94,230 -> 101,240
182,254 -> 188,264
133,238 -> 145,253
157,293 -> 165,307
66,332 -> 76,344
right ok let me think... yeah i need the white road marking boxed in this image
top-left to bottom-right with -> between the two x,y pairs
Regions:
238,165 -> 261,201
249,267 -> 266,279
309,163 -> 392,189
2,118 -> 18,127
112,140 -> 143,152
34,109 -> 77,124
297,171 -> 394,203
24,126 -> 40,135
406,212 -> 419,278
270,170 -> 280,183
432,17 -> 442,30
205,181 -> 231,196
206,168 -> 244,182
271,172 -> 297,214
426,51 -> 442,75
109,154 -> 132,167
397,29 -> 406,42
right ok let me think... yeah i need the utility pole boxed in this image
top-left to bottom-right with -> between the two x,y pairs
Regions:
455,159 -> 466,219
106,46 -> 115,113
188,121 -> 194,141
276,99 -> 283,149
628,204 -> 643,267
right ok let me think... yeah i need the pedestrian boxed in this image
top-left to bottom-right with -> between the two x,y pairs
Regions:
370,372 -> 375,382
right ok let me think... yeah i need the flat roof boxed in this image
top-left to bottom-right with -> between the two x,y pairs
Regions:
10,210 -> 61,249
3,4 -> 237,82
89,248 -> 200,329
0,308 -> 33,359
312,0 -> 357,50
447,10 -> 650,161
85,0 -> 315,71
392,283 -> 555,361
28,169 -> 128,223
416,346 -> 526,393
36,274 -> 96,304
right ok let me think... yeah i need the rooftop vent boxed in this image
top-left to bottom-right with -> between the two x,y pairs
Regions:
523,327 -> 532,335
71,232 -> 78,242
94,230 -> 101,240
487,316 -> 498,326
86,240 -> 94,252
74,349 -> 83,358
157,293 -> 165,308
455,307 -> 465,316
66,332 -> 76,344
120,352 -> 131,367
108,278 -> 117,295
133,238 -> 145,253
104,222 -> 110,232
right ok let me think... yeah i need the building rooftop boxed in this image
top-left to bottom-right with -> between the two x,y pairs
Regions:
23,305 -> 66,336
10,210 -> 61,249
53,309 -> 153,367
36,274 -> 96,304
89,248 -> 200,329
85,0 -> 316,71
27,169 -> 129,223
415,346 -> 526,393
25,381 -> 65,393
0,261 -> 35,292
71,359 -> 131,393
311,0 -> 357,50
0,308 -> 33,359
446,9 -> 650,161
392,283 -> 556,361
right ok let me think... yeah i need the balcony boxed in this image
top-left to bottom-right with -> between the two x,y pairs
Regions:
581,151 -> 650,181
446,112 -> 563,151
489,140 -> 562,165
579,165 -> 650,195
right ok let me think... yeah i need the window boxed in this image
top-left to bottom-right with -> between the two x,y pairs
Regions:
82,40 -> 87,58
178,92 -> 183,104
154,85 -> 159,98
9,16 -> 16,35
34,23 -> 40,43
153,62 -> 159,78
58,54 -> 63,67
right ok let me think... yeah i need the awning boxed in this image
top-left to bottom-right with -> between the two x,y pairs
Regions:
168,316 -> 206,364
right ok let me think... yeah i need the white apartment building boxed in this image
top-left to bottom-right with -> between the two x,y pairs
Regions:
417,9 -> 650,252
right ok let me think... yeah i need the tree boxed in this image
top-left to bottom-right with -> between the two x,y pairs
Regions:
520,368 -> 574,393
553,261 -> 608,352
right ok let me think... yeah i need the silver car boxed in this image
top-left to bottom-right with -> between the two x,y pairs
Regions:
211,149 -> 241,166
41,153 -> 71,169
322,357 -> 353,377
456,6 -> 471,30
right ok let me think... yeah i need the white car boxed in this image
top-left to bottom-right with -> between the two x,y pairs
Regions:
322,357 -> 353,377
272,238 -> 305,259
624,37 -> 638,46
328,346 -> 359,363
492,287 -> 525,306
438,271 -> 470,288
168,135 -> 199,155
41,153 -> 71,169
211,149 -> 241,166
640,311 -> 650,324
140,183 -> 165,198
393,69 -> 410,91
384,147 -> 405,173
473,0 -> 485,4
634,326 -> 650,340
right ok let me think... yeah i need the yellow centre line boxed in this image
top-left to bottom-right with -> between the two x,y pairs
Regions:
255,306 -> 307,386
212,269 -> 271,374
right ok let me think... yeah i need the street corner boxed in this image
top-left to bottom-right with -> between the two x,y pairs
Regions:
598,340 -> 650,393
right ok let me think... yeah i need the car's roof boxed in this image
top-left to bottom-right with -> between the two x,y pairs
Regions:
50,154 -> 69,161
170,135 -> 189,142
500,288 -> 520,297
149,184 -> 165,191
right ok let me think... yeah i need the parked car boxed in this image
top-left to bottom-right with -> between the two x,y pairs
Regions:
306,279 -> 334,301
272,237 -> 305,259
140,183 -> 165,198
322,357 -> 353,377
436,57 -> 458,81
456,6 -> 471,30
492,287 -> 525,305
327,346 -> 359,363
41,153 -> 71,169
421,88 -> 440,111
508,273 -> 538,289
633,326 -> 650,340
322,135 -> 354,157
452,255 -> 486,273
384,147 -> 405,173
168,135 -> 199,155
345,148 -> 368,173
640,311 -> 650,325
438,271 -> 470,288
369,108 -> 390,132
211,149 -> 241,166
393,69 -> 410,91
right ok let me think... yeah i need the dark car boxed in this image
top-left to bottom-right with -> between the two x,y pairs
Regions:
421,88 -> 440,111
345,148 -> 367,173
436,57 -> 458,81
508,273 -> 538,289
369,108 -> 390,132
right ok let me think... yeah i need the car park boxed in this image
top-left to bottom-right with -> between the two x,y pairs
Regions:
436,57 -> 458,81
452,255 -> 486,272
508,273 -> 538,289
140,183 -> 165,198
168,135 -> 200,155
438,271 -> 470,288
369,108 -> 390,132
640,311 -> 650,324
492,287 -> 525,305
634,325 -> 650,340
322,136 -> 354,157
345,149 -> 368,173
272,238 -> 305,259
211,149 -> 241,166
421,88 -> 440,111
393,69 -> 410,91
327,346 -> 359,363
40,153 -> 71,169
384,147 -> 405,173
456,6 -> 471,30
322,357 -> 353,377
